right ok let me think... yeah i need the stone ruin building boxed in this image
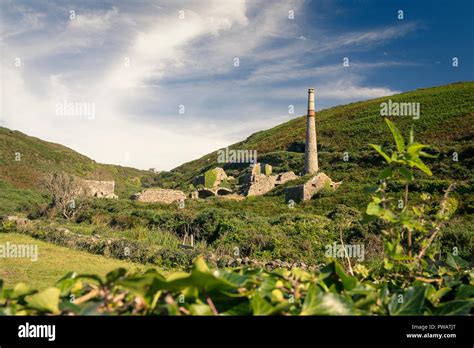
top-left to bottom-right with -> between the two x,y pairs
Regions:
82,179 -> 118,199
193,167 -> 228,188
133,188 -> 186,204
242,163 -> 298,196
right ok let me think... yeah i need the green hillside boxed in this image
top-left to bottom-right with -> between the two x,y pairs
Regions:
0,127 -> 153,198
162,82 -> 473,188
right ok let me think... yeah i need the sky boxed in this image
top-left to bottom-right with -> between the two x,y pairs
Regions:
1,0 -> 473,170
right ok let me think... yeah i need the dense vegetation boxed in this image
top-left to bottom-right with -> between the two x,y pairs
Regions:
1,255 -> 471,315
0,82 -> 472,315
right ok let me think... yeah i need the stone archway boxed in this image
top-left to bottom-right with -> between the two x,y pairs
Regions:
197,189 -> 216,199
216,188 -> 233,196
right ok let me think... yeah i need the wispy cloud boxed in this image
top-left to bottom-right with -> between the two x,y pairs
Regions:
0,0 -> 419,170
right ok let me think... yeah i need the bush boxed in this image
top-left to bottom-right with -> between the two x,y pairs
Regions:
1,256 -> 471,316
438,219 -> 474,260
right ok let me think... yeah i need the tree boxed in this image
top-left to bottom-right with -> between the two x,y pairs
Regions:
42,172 -> 87,220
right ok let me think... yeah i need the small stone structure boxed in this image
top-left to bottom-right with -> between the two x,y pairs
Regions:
274,171 -> 299,185
134,188 -> 186,204
240,163 -> 272,185
246,175 -> 276,196
285,172 -> 335,203
194,167 -> 228,188
5,215 -> 32,229
244,165 -> 298,197
83,180 -> 118,199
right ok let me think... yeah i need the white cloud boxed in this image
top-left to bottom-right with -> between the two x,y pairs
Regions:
0,0 -> 415,170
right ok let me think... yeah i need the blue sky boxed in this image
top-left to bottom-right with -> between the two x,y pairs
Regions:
1,0 -> 472,170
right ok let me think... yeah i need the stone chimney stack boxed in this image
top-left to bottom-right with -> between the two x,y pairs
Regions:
304,88 -> 318,174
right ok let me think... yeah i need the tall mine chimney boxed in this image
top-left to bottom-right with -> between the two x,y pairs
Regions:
304,88 -> 318,174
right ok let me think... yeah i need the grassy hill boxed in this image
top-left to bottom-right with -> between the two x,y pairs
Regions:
0,127 -> 154,198
161,82 -> 473,188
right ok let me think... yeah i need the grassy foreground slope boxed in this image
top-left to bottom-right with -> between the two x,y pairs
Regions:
165,82 -> 474,186
0,233 -> 148,289
0,127 -> 153,198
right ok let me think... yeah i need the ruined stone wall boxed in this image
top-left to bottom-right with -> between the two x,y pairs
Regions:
246,175 -> 276,196
194,167 -> 228,188
274,171 -> 298,185
285,172 -> 333,202
134,188 -> 186,204
83,180 -> 117,199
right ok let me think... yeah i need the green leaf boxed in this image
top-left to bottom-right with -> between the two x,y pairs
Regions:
388,286 -> 427,315
106,268 -> 127,284
407,158 -> 432,176
385,118 -> 405,153
117,277 -> 155,298
25,288 -> 61,314
301,284 -> 355,315
398,167 -> 414,181
301,284 -> 322,315
76,274 -> 104,286
189,303 -> 213,315
435,299 -> 473,315
369,144 -> 392,163
378,168 -> 392,180
11,283 -> 34,299
409,126 -> 414,145
381,209 -> 398,223
251,293 -> 275,315
222,302 -> 251,315
366,202 -> 382,216
334,262 -> 358,291
406,143 -> 427,157
193,256 -> 210,273
428,287 -> 451,303
446,254 -> 469,270
455,284 -> 474,300
419,151 -> 438,159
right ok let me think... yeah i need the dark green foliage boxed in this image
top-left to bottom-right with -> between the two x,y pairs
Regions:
0,255 -> 471,316
0,180 -> 49,217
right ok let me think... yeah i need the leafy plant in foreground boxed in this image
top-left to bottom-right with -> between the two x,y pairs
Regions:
367,118 -> 459,269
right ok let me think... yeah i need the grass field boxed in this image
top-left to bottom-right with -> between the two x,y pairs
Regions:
0,233 -> 150,289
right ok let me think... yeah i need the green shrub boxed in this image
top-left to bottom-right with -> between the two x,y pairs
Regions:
1,256 -> 471,316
